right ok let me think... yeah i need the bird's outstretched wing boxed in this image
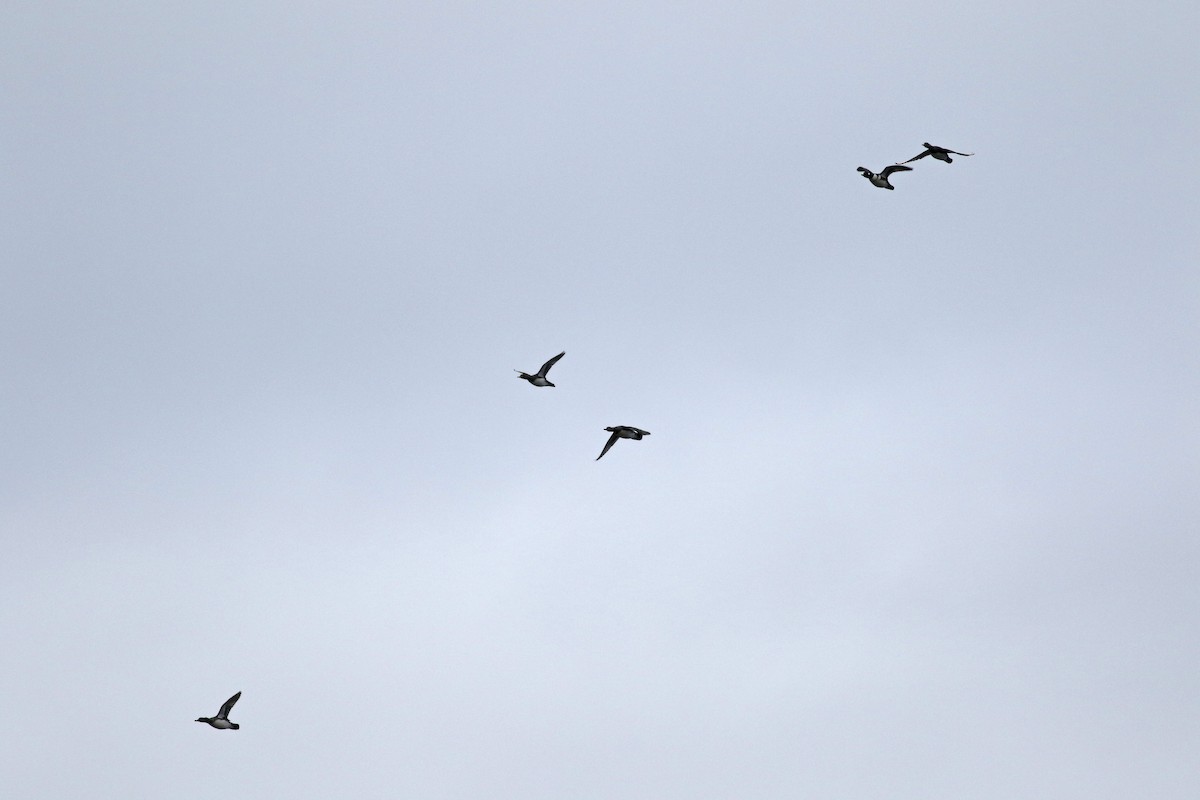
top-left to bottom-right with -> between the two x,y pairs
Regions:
632,428 -> 651,437
881,164 -> 913,177
538,351 -> 565,378
218,691 -> 241,719
908,143 -> 974,162
596,430 -> 621,461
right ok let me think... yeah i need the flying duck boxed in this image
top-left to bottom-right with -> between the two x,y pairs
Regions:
901,143 -> 974,164
195,691 -> 241,730
515,351 -> 565,387
596,426 -> 651,461
857,164 -> 913,190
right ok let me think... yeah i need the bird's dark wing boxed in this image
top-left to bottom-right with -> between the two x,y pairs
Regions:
881,164 -> 913,177
218,691 -> 241,719
538,351 -> 566,377
944,149 -> 973,157
632,428 -> 651,437
596,430 -> 621,461
901,149 -> 932,163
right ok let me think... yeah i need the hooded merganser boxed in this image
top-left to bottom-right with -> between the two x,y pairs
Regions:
515,351 -> 565,387
856,164 -> 912,190
901,143 -> 974,164
596,426 -> 650,461
195,691 -> 241,730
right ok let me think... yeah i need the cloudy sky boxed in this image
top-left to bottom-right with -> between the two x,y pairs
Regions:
2,2 -> 1197,798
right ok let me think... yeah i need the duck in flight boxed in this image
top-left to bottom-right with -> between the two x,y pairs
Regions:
515,351 -> 565,387
596,426 -> 651,461
856,164 -> 912,190
195,691 -> 241,730
901,143 -> 974,164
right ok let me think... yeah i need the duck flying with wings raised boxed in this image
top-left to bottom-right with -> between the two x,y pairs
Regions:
515,351 -> 565,387
195,691 -> 242,730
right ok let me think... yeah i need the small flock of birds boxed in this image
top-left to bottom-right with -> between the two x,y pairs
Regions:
515,350 -> 651,461
195,352 -> 649,728
195,139 -> 974,732
857,142 -> 973,190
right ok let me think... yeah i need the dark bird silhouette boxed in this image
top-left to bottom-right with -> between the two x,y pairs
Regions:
515,351 -> 565,387
901,143 -> 974,164
195,691 -> 241,730
857,164 -> 913,190
596,426 -> 651,461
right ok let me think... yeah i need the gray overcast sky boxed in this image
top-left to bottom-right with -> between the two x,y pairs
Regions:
2,2 -> 1197,798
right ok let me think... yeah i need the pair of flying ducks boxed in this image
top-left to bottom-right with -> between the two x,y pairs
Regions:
515,351 -> 650,461
857,142 -> 973,190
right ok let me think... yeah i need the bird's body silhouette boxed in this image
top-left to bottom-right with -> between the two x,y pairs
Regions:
596,426 -> 651,460
195,691 -> 241,730
901,143 -> 974,164
515,351 -> 565,387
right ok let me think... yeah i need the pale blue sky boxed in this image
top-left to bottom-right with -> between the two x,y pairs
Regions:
2,2 -> 1197,798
